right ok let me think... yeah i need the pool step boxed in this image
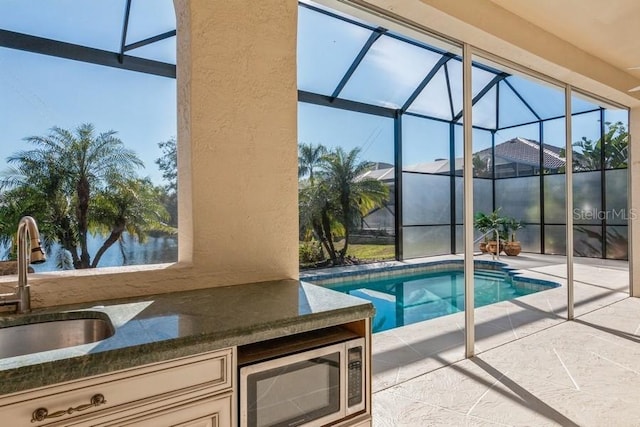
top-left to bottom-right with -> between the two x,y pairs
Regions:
475,270 -> 508,280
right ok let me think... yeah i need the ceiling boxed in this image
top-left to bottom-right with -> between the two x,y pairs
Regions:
488,0 -> 640,91
299,2 -> 594,132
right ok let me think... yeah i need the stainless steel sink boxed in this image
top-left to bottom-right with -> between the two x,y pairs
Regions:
0,313 -> 115,358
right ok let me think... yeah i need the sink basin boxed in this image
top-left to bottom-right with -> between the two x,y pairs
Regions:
0,313 -> 115,358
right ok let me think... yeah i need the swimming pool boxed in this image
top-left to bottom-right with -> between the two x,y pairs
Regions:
318,267 -> 558,333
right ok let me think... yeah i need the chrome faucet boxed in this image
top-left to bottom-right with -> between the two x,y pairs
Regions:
0,216 -> 46,314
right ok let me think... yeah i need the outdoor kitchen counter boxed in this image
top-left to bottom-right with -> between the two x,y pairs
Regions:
0,279 -> 374,395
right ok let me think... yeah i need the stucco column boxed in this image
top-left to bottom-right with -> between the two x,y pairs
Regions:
175,0 -> 299,284
630,106 -> 640,296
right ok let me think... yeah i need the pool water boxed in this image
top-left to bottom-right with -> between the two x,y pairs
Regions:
327,269 -> 543,333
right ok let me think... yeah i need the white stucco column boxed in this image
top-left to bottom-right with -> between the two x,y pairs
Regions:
630,106 -> 640,296
175,0 -> 299,284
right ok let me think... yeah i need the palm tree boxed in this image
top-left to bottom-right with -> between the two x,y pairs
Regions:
570,121 -> 628,171
601,121 -> 628,168
0,186 -> 54,259
319,147 -> 389,263
0,123 -> 151,269
298,178 -> 335,258
298,143 -> 326,184
90,178 -> 174,268
472,153 -> 491,177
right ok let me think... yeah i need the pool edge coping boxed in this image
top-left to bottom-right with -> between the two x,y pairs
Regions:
300,259 -> 561,292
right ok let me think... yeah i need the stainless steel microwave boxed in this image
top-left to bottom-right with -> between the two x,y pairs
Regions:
239,335 -> 365,427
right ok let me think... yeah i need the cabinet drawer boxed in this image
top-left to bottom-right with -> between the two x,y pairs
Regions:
0,348 -> 233,427
99,392 -> 232,427
333,414 -> 372,427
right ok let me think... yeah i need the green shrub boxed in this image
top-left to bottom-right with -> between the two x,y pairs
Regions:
299,240 -> 324,264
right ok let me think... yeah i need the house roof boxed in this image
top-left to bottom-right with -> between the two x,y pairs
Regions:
476,137 -> 566,169
404,158 -> 465,174
358,137 -> 567,182
358,167 -> 395,181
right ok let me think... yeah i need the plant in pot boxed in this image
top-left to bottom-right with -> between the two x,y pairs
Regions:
504,217 -> 525,256
474,209 -> 507,255
486,209 -> 508,255
473,212 -> 492,253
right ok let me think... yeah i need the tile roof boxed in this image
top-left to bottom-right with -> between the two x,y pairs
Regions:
477,137 -> 566,169
357,137 -> 567,182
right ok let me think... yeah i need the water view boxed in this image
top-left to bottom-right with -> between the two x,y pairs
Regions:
27,233 -> 178,273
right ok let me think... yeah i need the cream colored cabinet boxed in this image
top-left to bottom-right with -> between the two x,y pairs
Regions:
0,348 -> 234,427
341,418 -> 372,427
99,392 -> 232,427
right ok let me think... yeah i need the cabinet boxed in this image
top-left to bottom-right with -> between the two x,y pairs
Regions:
99,393 -> 232,427
0,348 -> 234,427
338,418 -> 372,427
1,319 -> 372,427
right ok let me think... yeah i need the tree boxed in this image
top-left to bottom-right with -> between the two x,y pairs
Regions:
0,123 -> 171,269
298,177 -> 339,259
303,147 -> 389,264
298,142 -> 331,257
298,143 -> 326,184
472,153 -> 491,177
156,137 -> 177,193
90,178 -> 174,268
569,121 -> 628,171
155,137 -> 178,227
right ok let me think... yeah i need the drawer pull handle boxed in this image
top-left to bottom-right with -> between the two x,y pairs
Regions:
31,394 -> 106,423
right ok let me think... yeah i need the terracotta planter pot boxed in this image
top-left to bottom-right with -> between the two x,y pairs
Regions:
486,241 -> 504,255
504,241 -> 522,256
479,242 -> 488,253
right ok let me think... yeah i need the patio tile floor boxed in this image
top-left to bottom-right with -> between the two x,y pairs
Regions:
370,254 -> 635,426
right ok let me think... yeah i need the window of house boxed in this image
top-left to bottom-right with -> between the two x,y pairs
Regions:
298,0 -> 630,269
0,1 -> 178,271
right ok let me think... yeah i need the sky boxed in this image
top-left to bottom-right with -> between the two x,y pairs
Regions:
298,93 -> 629,170
0,0 -> 176,185
0,1 -> 630,183
0,1 -> 631,272
297,3 -> 629,170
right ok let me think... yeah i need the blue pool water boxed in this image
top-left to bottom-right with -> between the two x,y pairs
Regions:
327,269 -> 546,333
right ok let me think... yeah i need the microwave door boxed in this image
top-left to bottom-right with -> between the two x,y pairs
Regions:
240,343 -> 347,427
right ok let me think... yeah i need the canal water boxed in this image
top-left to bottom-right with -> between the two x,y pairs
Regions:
29,233 -> 178,272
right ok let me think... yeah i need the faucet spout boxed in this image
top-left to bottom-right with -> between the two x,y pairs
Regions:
0,216 -> 46,314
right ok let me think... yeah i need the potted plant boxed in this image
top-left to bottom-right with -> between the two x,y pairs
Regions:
473,212 -> 492,253
504,217 -> 524,256
486,209 -> 507,255
474,209 -> 507,255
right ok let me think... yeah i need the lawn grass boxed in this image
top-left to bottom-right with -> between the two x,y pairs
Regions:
343,243 -> 395,261
299,241 -> 395,270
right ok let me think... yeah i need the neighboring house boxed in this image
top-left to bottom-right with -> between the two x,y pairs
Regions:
474,137 -> 567,177
358,138 -> 569,230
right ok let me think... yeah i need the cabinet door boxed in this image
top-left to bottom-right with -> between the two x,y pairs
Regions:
100,392 -> 232,427
2,348 -> 233,427
177,417 -> 217,427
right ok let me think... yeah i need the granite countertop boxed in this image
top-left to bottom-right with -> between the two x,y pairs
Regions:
0,279 -> 374,395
